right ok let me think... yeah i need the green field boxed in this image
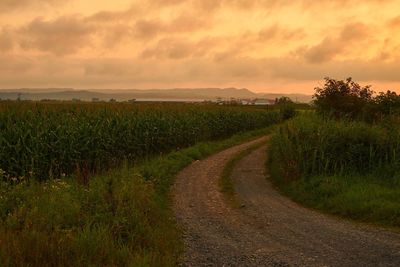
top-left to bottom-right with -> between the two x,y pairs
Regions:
0,101 -> 281,182
2,81 -> 400,266
269,78 -> 400,228
0,101 -> 283,266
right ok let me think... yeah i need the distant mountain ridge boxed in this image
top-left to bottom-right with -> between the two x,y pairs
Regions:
0,88 -> 312,103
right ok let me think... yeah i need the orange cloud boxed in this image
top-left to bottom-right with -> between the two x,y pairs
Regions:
258,24 -> 305,41
303,23 -> 370,63
18,16 -> 95,56
1,0 -> 400,93
0,27 -> 14,52
133,15 -> 211,40
388,16 -> 400,27
0,0 -> 68,13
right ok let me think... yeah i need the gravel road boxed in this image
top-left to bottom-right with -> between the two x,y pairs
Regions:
173,137 -> 400,266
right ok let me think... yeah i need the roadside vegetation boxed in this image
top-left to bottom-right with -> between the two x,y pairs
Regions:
0,102 -> 284,266
269,78 -> 400,228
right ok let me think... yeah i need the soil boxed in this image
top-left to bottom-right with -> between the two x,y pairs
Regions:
173,137 -> 400,266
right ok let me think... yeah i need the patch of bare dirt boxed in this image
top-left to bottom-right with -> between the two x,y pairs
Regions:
173,137 -> 400,266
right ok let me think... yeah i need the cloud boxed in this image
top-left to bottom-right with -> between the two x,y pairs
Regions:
0,0 -> 399,92
85,6 -> 139,23
0,0 -> 68,13
133,19 -> 164,39
2,6 -> 212,56
0,52 -> 400,95
101,24 -> 133,48
18,16 -> 95,56
388,16 -> 400,27
303,23 -> 370,63
0,55 -> 34,73
149,0 -> 186,7
258,24 -> 305,41
0,27 -> 14,52
133,15 -> 210,40
181,0 -> 393,14
141,37 -> 218,59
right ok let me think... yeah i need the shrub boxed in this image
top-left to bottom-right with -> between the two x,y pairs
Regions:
313,77 -> 374,120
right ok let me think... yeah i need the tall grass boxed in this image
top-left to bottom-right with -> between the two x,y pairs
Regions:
269,114 -> 400,227
0,102 -> 280,182
270,114 -> 400,179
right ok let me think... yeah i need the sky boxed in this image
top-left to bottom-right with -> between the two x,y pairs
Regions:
0,0 -> 400,94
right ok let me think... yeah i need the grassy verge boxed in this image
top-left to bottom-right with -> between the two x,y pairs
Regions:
269,160 -> 400,228
268,115 -> 400,229
0,126 -> 274,267
219,141 -> 268,207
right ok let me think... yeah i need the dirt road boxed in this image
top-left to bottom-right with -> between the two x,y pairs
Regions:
173,137 -> 400,266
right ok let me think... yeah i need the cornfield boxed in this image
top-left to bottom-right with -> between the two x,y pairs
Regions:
0,101 -> 281,181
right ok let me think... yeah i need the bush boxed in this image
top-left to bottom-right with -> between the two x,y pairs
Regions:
374,90 -> 400,117
313,77 -> 374,120
313,77 -> 400,122
275,97 -> 297,120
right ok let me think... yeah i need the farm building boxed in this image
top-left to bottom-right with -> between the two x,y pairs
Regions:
254,99 -> 275,105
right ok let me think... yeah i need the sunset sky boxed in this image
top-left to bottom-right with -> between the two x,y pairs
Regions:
0,0 -> 400,93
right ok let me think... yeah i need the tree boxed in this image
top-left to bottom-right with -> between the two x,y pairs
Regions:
275,96 -> 294,105
374,90 -> 400,117
276,96 -> 296,120
313,77 -> 374,120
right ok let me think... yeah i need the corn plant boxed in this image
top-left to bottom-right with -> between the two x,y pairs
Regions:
0,101 -> 281,181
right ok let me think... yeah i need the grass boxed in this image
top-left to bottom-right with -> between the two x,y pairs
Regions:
219,140 -> 269,207
269,164 -> 400,228
268,115 -> 400,228
0,125 -> 275,267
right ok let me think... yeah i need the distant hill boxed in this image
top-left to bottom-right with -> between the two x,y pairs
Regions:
0,88 -> 312,103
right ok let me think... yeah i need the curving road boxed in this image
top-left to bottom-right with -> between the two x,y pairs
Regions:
173,137 -> 400,266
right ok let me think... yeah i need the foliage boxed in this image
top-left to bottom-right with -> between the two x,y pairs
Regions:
0,102 -> 281,182
373,90 -> 400,117
275,97 -> 297,120
0,125 -> 275,267
269,114 -> 400,227
270,115 -> 400,178
313,77 -> 374,120
275,96 -> 293,105
313,77 -> 400,122
0,171 -> 178,267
